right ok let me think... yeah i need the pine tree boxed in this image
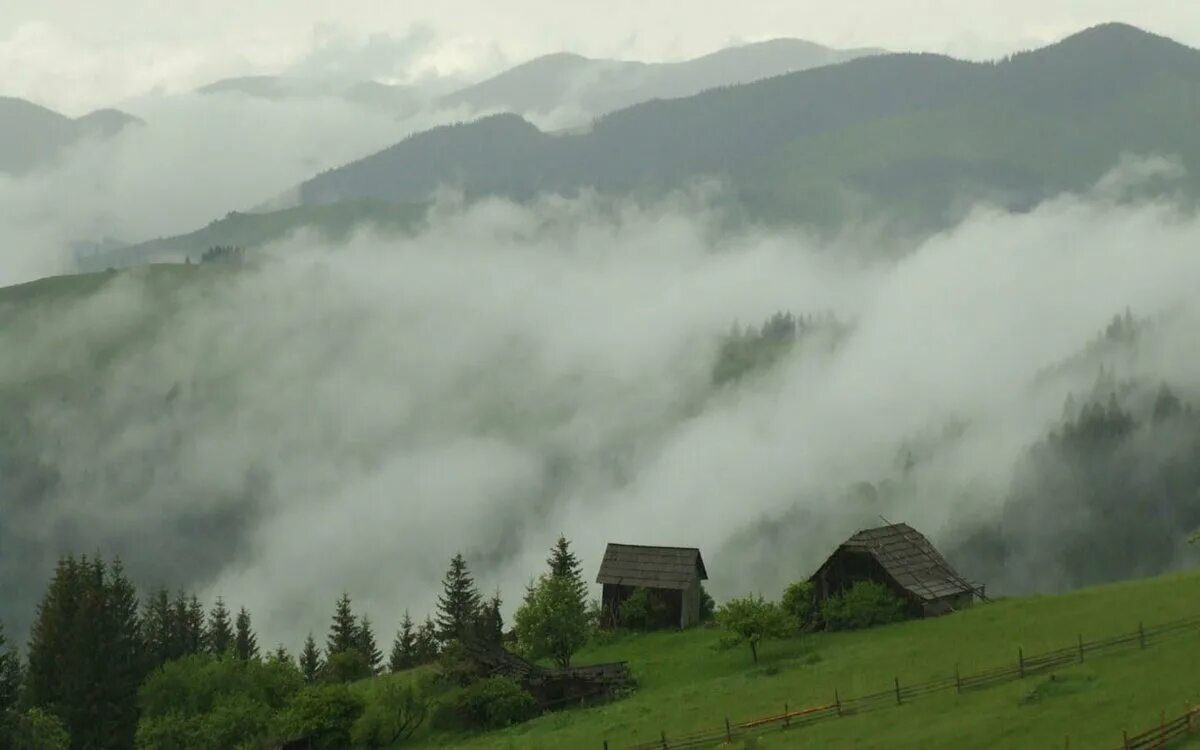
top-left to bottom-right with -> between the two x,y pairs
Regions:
477,590 -> 504,646
185,595 -> 207,655
415,616 -> 439,664
356,615 -> 383,674
234,607 -> 258,661
0,620 -> 23,714
547,535 -> 588,603
207,597 -> 234,656
299,633 -> 323,683
389,611 -> 417,672
436,553 -> 481,645
271,644 -> 292,665
169,591 -> 206,658
142,586 -> 175,667
25,555 -> 146,749
326,593 -> 358,657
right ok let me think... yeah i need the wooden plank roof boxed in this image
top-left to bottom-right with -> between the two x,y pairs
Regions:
596,543 -> 707,590
825,523 -> 976,602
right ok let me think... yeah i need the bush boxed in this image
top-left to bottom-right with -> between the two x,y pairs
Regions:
351,679 -> 432,747
699,586 -> 716,623
452,677 -> 537,729
620,588 -> 670,631
781,580 -> 815,628
820,581 -> 909,631
269,684 -> 364,750
321,649 -> 374,684
6,708 -> 71,750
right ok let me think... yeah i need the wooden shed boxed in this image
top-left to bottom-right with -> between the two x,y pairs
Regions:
809,523 -> 980,617
596,543 -> 708,630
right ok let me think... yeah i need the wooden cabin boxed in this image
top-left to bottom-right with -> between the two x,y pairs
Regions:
809,523 -> 980,617
596,543 -> 708,629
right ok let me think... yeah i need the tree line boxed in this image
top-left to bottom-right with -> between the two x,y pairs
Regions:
0,536 -> 595,748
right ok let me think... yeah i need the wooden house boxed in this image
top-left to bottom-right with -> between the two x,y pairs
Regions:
596,543 -> 708,629
809,523 -> 980,617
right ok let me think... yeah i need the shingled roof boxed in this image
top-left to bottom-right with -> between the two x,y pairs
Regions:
830,523 -> 976,602
596,543 -> 707,591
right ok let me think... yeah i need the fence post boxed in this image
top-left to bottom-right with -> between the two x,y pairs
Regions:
725,718 -> 732,743
1123,729 -> 1129,750
1078,633 -> 1084,663
955,663 -> 961,694
895,676 -> 902,705
784,703 -> 789,728
661,730 -> 668,749
835,689 -> 842,717
1161,710 -> 1166,748
1139,622 -> 1146,649
1018,648 -> 1025,678
604,742 -> 609,750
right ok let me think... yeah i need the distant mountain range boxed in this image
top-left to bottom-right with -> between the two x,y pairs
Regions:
196,76 -> 428,118
0,97 -> 141,174
294,23 -> 1200,231
437,38 -> 885,118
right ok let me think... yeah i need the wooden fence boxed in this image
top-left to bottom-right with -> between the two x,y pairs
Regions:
613,614 -> 1200,749
1117,706 -> 1200,749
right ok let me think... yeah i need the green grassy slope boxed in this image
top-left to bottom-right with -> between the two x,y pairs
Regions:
400,571 -> 1200,749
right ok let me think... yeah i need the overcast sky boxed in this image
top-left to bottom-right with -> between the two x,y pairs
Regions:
4,1 -> 1200,114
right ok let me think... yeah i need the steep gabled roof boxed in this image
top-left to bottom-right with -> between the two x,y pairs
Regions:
821,523 -> 976,602
596,543 -> 707,590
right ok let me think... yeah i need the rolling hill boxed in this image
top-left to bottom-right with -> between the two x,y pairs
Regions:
296,23 -> 1200,232
0,96 -> 141,174
437,38 -> 884,117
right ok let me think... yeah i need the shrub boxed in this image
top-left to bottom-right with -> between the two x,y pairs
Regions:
6,708 -> 71,750
714,595 -> 796,664
321,648 -> 373,684
820,581 -> 909,631
453,677 -> 537,729
620,588 -> 670,631
269,684 -> 365,750
781,580 -> 816,628
699,586 -> 716,623
351,680 -> 432,747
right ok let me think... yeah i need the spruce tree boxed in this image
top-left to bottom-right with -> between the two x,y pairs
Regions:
141,587 -> 175,667
207,597 -> 234,656
415,616 -> 439,664
25,555 -> 145,749
356,615 -> 383,674
0,620 -> 23,714
389,611 -> 417,672
271,644 -> 292,665
548,535 -> 589,604
326,593 -> 358,657
169,591 -> 206,658
435,553 -> 481,645
478,590 -> 504,646
299,633 -> 323,683
234,607 -> 258,661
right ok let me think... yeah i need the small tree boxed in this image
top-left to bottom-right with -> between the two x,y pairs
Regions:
271,644 -> 292,665
234,607 -> 259,661
271,684 -> 364,750
781,580 -> 816,629
389,613 -> 417,672
436,554 -> 481,646
714,595 -> 795,664
513,574 -> 589,668
355,616 -> 382,675
350,678 -> 432,746
477,592 -> 504,646
6,707 -> 71,750
820,581 -> 908,631
207,598 -> 234,657
326,593 -> 358,658
0,621 -> 21,714
414,617 -> 439,664
299,634 -> 324,683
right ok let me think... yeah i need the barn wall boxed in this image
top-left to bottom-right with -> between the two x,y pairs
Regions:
680,578 -> 701,628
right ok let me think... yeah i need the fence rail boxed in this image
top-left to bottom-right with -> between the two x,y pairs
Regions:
617,613 -> 1200,749
1119,707 -> 1199,750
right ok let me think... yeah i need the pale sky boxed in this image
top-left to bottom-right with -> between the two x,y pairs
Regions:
3,1 -> 1200,114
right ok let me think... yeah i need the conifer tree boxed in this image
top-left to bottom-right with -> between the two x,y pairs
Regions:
271,644 -> 292,665
478,590 -> 504,646
169,591 -> 206,658
415,616 -> 439,663
326,593 -> 358,657
547,535 -> 589,605
0,620 -> 23,714
26,555 -> 145,749
234,607 -> 258,661
389,611 -> 417,672
299,633 -> 323,683
356,615 -> 383,674
142,586 -> 175,667
436,553 -> 481,645
207,597 -> 234,656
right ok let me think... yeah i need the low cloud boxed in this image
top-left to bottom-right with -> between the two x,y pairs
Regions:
4,164 -> 1200,647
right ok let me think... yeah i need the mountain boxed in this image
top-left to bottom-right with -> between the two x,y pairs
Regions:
438,38 -> 885,117
296,24 -> 1200,231
0,97 -> 141,174
196,75 -> 425,117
